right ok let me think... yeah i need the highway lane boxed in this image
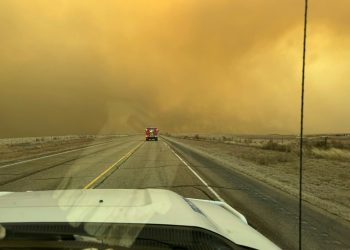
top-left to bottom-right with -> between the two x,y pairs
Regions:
95,138 -> 211,199
0,135 -> 349,250
0,135 -> 212,200
0,136 -> 142,191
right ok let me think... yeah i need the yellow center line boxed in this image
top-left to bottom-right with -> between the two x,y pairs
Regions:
83,142 -> 144,189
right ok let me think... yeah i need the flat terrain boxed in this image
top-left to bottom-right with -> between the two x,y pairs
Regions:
168,136 -> 350,222
0,135 -> 349,250
0,135 -> 118,165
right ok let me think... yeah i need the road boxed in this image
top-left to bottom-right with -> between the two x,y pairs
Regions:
0,135 -> 349,250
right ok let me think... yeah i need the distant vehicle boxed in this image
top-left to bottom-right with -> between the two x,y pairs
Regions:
145,127 -> 159,141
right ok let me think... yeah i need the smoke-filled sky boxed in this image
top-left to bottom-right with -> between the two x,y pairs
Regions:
0,0 -> 349,137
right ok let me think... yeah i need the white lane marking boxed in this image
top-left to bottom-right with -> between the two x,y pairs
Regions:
166,142 -> 250,223
0,140 -> 115,169
163,140 -> 250,224
167,144 -> 224,202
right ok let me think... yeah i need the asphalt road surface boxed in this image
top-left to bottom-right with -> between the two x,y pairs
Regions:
0,135 -> 349,250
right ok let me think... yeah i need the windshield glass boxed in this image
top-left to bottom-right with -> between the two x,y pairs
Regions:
0,1 -> 349,249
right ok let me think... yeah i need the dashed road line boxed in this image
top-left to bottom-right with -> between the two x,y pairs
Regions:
163,141 -> 224,202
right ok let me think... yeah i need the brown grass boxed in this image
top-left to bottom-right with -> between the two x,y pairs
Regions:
311,148 -> 350,161
0,137 -> 111,165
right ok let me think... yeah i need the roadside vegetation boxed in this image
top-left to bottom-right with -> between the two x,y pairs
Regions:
169,133 -> 350,162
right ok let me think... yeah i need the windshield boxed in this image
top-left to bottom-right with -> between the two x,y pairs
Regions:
0,1 -> 349,250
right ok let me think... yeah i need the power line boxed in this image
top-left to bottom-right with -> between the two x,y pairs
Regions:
299,0 -> 309,249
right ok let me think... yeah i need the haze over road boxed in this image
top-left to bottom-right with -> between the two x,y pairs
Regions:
1,1 -> 350,137
0,135 -> 349,250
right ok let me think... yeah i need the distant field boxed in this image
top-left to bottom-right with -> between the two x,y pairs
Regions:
168,133 -> 350,159
166,133 -> 350,222
0,134 -> 126,165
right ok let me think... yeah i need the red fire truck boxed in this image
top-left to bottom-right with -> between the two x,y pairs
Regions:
145,127 -> 159,141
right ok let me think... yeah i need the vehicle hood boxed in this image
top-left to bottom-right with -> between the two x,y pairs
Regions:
0,189 -> 279,250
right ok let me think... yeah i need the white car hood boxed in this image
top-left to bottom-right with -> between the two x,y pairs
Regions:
0,189 -> 279,250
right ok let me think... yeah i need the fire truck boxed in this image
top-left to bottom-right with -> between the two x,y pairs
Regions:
145,127 -> 159,141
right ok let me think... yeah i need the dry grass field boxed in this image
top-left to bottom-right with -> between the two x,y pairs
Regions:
0,135 -> 120,165
169,134 -> 350,222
